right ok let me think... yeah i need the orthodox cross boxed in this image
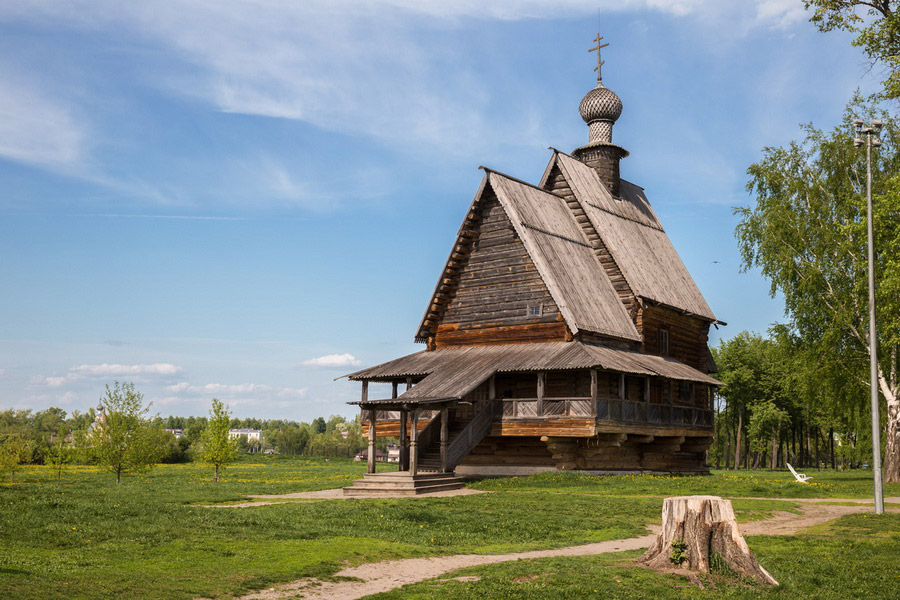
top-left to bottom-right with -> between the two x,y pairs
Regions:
588,33 -> 609,84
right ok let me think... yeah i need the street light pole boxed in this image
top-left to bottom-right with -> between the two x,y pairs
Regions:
853,118 -> 884,515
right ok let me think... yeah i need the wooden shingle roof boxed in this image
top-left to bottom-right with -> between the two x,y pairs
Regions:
545,151 -> 717,322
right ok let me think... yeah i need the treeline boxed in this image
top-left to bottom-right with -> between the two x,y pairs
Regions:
710,330 -> 878,471
0,398 -> 379,478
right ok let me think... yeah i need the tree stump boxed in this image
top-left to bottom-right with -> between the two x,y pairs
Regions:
638,495 -> 778,585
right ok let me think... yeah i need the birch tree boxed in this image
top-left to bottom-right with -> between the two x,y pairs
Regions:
738,98 -> 900,480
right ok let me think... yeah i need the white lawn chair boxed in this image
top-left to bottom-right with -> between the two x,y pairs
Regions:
787,463 -> 811,483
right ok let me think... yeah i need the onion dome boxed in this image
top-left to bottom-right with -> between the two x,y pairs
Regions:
579,84 -> 622,125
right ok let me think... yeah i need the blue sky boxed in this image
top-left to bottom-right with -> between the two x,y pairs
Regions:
0,1 -> 878,421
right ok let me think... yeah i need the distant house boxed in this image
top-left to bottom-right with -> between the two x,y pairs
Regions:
228,428 -> 262,442
354,449 -> 387,462
386,444 -> 401,463
163,428 -> 184,439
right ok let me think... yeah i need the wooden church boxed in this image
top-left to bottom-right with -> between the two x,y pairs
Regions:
343,37 -> 723,495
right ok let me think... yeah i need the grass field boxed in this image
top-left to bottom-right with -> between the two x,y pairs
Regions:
0,457 -> 896,600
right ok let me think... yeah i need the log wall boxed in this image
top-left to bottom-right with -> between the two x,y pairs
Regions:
638,304 -> 711,372
436,191 -> 560,342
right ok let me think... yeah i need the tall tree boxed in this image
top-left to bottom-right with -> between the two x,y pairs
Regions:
200,399 -> 238,482
85,382 -> 166,483
805,1 -> 900,98
738,97 -> 900,480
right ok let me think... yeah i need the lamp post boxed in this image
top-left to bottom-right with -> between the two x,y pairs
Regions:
853,118 -> 884,515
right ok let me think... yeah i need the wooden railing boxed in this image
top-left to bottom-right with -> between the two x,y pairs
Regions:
596,399 -> 712,428
501,397 -> 594,418
445,400 -> 499,470
500,397 -> 712,428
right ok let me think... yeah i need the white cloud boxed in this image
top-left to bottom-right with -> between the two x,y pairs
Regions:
0,1 -> 798,160
0,69 -> 87,169
164,381 -> 308,399
754,0 -> 807,30
71,363 -> 183,376
301,353 -> 362,368
32,363 -> 184,389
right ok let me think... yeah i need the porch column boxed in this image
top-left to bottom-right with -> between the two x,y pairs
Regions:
409,408 -> 419,476
406,376 -> 413,391
367,409 -> 377,474
440,406 -> 449,473
590,369 -> 598,416
399,407 -> 408,471
537,372 -> 545,417
619,373 -> 626,400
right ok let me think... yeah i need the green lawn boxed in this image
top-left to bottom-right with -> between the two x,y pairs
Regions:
368,513 -> 900,600
470,468 -> 900,499
0,459 -> 892,600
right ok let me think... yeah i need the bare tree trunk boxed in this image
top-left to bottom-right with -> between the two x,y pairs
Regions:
830,428 -> 835,469
880,350 -> 900,481
734,407 -> 742,470
639,496 -> 778,585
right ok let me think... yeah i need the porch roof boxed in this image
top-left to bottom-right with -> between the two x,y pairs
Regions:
344,342 -> 721,406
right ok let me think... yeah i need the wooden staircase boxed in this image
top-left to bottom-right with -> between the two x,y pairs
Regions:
342,400 -> 498,497
343,471 -> 465,496
418,418 -> 471,472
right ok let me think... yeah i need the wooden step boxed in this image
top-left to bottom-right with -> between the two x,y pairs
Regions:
342,471 -> 465,496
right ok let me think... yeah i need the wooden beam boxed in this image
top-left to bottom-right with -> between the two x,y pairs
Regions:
590,369 -> 598,416
440,406 -> 449,473
619,373 -> 626,400
361,380 -> 369,403
391,381 -> 398,399
488,375 -> 496,401
406,377 -> 413,392
644,377 -> 650,403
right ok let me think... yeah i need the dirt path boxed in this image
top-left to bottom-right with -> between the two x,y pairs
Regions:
200,487 -> 488,508
196,495 -> 897,600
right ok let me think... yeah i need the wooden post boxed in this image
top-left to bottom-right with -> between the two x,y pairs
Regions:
391,381 -> 398,399
406,377 -> 412,391
590,369 -> 598,416
409,408 -> 419,476
619,373 -> 626,400
367,409 -> 377,474
537,372 -> 545,417
644,377 -> 650,402
488,375 -> 496,400
440,406 -> 449,473
361,380 -> 368,403
399,407 -> 408,472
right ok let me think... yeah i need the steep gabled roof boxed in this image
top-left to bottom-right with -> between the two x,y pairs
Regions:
416,169 -> 640,343
545,151 -> 717,321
